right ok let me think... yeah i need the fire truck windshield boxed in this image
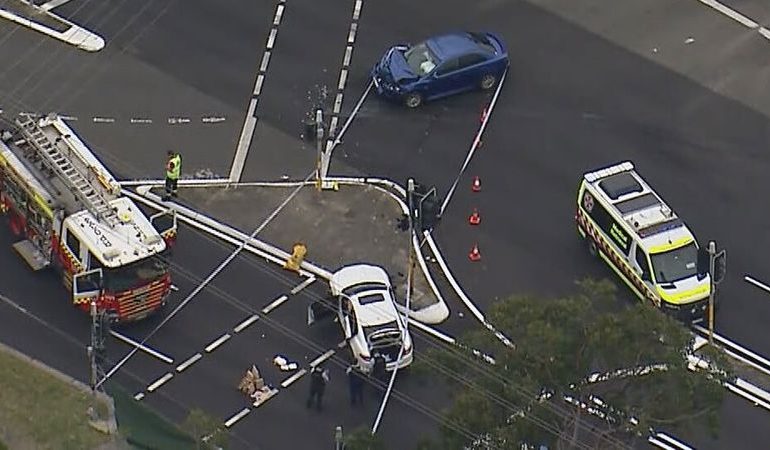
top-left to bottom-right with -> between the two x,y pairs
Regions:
103,255 -> 169,292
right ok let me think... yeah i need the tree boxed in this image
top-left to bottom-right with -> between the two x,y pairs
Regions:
424,278 -> 730,450
343,426 -> 386,450
181,408 -> 229,450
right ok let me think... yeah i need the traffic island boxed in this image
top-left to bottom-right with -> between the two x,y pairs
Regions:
155,181 -> 450,324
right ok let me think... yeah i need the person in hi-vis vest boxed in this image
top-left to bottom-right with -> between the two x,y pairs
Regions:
163,150 -> 181,200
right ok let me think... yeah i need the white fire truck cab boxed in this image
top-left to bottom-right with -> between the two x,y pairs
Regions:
0,113 -> 176,322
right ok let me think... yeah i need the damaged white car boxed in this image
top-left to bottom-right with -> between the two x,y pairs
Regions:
330,264 -> 413,371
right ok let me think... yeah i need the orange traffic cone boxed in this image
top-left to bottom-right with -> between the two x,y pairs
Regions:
469,209 -> 481,225
471,176 -> 481,192
469,244 -> 481,261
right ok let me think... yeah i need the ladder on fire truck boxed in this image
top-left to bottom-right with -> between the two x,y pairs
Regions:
15,115 -> 120,228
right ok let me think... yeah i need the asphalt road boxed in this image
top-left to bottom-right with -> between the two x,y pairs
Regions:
0,0 -> 769,448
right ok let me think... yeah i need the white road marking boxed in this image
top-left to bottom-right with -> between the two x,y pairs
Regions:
347,23 -> 357,44
274,3 -> 285,25
353,0 -> 363,20
205,333 -> 232,352
440,66 -> 508,215
229,0 -> 287,182
337,69 -> 348,90
329,80 -> 372,150
254,74 -> 265,96
109,330 -> 174,364
234,314 -> 260,333
147,373 -> 173,392
309,349 -> 335,367
343,45 -> 353,67
333,92 -> 343,114
693,0 -> 770,41
170,284 -> 179,292
266,28 -> 277,50
261,295 -> 289,314
201,116 -> 227,123
130,118 -> 153,124
133,392 -> 145,401
695,0 -> 757,28
92,117 -> 115,123
259,52 -> 271,72
280,368 -> 307,387
176,353 -> 202,372
290,275 -> 316,294
745,275 -> 770,294
40,0 -> 74,11
224,407 -> 251,428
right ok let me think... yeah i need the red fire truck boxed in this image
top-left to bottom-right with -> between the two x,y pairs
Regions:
0,113 -> 176,322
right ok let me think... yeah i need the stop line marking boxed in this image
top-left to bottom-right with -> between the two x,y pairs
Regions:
694,0 -> 770,40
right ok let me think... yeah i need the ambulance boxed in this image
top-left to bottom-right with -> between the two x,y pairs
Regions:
575,161 -> 710,320
0,113 -> 176,322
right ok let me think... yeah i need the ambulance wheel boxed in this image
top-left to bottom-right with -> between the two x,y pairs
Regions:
587,240 -> 598,258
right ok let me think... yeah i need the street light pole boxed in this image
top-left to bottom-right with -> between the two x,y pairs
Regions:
315,108 -> 324,190
708,240 -> 716,345
406,178 -> 416,306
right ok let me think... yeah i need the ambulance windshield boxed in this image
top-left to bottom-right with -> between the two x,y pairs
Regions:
103,255 -> 169,292
650,242 -> 698,284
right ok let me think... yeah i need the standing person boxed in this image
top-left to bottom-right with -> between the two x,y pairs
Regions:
346,363 -> 366,407
163,150 -> 181,201
306,364 -> 329,411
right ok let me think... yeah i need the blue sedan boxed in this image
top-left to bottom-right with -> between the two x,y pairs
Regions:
371,31 -> 508,108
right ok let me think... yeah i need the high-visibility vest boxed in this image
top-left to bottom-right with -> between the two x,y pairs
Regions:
166,154 -> 181,180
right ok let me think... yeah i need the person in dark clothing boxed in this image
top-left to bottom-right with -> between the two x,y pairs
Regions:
346,363 -> 366,406
306,365 -> 329,411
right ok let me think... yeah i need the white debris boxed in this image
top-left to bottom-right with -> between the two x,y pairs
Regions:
685,37 -> 695,44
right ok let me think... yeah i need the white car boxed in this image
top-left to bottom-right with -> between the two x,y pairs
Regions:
330,264 -> 413,371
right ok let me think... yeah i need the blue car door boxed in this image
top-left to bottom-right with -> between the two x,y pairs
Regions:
427,58 -> 462,99
456,53 -> 489,91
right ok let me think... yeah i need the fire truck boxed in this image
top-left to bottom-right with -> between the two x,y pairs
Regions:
0,113 -> 176,322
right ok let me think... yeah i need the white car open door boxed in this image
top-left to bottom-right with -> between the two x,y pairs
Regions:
73,268 -> 103,304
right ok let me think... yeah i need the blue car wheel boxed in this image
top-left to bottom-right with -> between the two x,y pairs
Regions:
404,92 -> 423,109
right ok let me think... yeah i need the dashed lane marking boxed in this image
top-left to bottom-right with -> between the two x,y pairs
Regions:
309,349 -> 335,367
280,368 -> 307,388
205,333 -> 232,353
176,353 -> 203,372
147,373 -> 173,392
224,407 -> 251,428
290,275 -> 316,294
229,0 -> 287,182
261,295 -> 289,314
109,330 -> 174,364
325,0 -> 364,143
133,392 -> 145,401
233,314 -> 259,333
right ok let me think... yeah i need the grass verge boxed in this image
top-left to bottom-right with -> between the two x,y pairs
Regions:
0,348 -> 111,450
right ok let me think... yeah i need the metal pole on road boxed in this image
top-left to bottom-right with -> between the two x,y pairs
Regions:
315,108 -> 325,190
371,179 -> 415,435
334,425 -> 344,450
707,240 -> 727,345
708,241 -> 716,345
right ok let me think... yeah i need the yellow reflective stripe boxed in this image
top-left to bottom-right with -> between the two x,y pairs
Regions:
33,193 -> 53,218
649,237 -> 693,254
655,283 -> 710,304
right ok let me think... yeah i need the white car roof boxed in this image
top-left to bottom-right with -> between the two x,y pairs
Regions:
331,264 -> 400,327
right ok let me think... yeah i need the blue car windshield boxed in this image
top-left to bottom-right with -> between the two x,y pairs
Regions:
404,43 -> 437,76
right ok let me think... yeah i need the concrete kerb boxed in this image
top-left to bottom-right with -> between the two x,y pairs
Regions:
123,178 -> 450,324
0,341 -> 119,436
